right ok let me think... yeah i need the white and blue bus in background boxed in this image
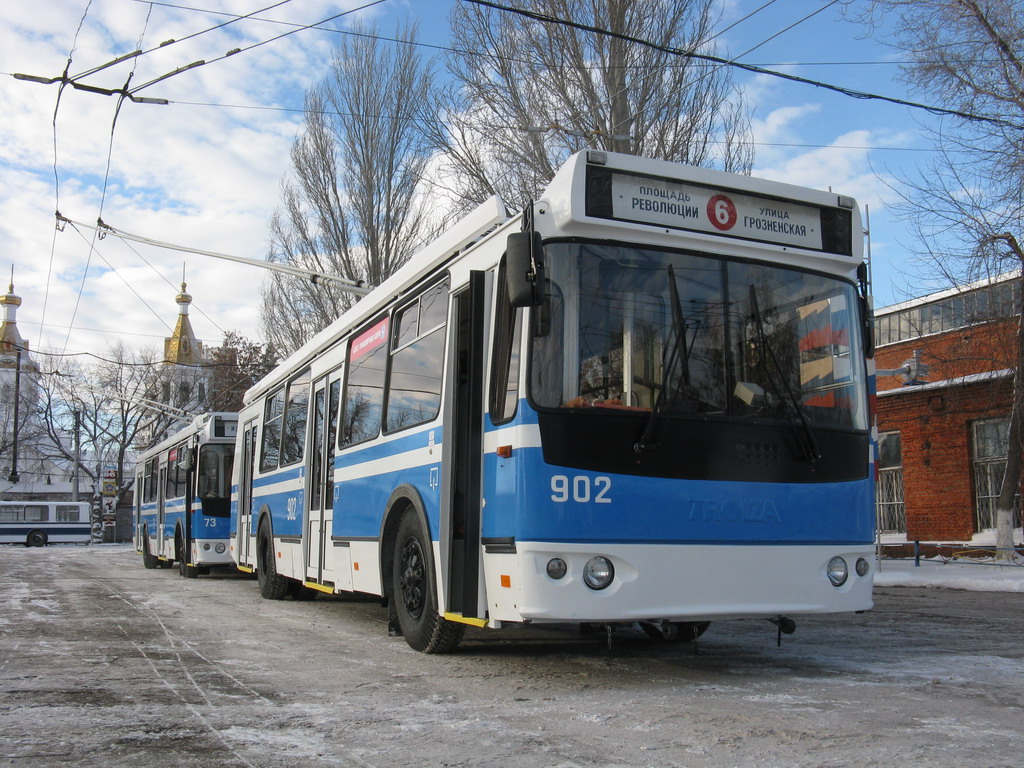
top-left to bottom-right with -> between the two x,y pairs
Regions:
135,412 -> 237,577
0,500 -> 90,546
232,151 -> 876,652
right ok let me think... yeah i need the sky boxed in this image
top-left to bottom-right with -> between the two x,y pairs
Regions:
0,0 -> 950,368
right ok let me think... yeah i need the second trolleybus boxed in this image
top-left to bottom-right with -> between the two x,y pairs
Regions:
232,151 -> 876,652
134,412 -> 237,577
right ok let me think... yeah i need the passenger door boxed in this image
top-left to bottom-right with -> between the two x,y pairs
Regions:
304,370 -> 342,585
236,419 -> 257,566
157,464 -> 168,559
440,271 -> 488,620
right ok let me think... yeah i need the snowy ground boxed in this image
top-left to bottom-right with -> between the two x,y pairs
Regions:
874,555 -> 1024,593
1,545 -> 1022,768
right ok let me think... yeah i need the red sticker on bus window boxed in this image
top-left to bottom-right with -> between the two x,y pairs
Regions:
350,317 -> 389,362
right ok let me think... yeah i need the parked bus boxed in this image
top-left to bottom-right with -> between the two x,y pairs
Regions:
135,412 -> 237,577
0,500 -> 90,546
232,151 -> 876,651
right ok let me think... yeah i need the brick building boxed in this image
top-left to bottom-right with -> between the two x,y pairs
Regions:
874,273 -> 1023,545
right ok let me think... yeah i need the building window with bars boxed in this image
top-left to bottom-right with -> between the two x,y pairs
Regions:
971,418 -> 1021,532
875,431 -> 905,534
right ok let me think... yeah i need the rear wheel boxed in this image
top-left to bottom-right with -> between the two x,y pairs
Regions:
25,530 -> 47,547
257,522 -> 289,600
142,537 -> 158,569
392,511 -> 463,653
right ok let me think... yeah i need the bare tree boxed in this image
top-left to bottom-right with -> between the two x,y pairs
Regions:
261,21 -> 437,354
855,0 -> 1023,557
207,332 -> 278,413
426,0 -> 754,213
38,344 -> 179,515
0,358 -> 51,489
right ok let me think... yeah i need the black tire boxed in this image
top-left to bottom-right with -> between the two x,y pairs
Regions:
392,511 -> 463,653
142,537 -> 159,569
26,530 -> 47,547
288,581 -> 318,601
159,558 -> 175,569
642,621 -> 711,642
177,531 -> 199,579
257,523 -> 289,600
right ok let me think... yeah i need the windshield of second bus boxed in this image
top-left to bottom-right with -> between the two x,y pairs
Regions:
529,243 -> 868,431
197,444 -> 235,499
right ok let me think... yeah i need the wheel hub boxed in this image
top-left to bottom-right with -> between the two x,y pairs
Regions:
398,538 -> 425,619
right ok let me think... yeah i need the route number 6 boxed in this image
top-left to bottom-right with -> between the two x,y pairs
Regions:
550,475 -> 612,504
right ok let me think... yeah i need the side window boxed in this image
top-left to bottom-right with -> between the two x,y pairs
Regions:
489,261 -> 522,423
260,388 -> 285,472
385,277 -> 449,433
26,505 -> 48,522
147,460 -> 159,503
165,451 -> 178,499
176,443 -> 190,498
281,370 -> 311,466
56,505 -> 81,522
341,317 -> 390,446
142,461 -> 152,503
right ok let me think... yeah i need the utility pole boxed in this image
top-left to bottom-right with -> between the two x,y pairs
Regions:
7,346 -> 21,483
72,409 -> 81,502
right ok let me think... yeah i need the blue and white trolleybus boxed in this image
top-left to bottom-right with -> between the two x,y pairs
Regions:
134,412 -> 237,576
232,151 -> 876,651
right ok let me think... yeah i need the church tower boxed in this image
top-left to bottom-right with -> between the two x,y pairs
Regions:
164,282 -> 206,366
0,279 -> 40,381
160,282 -> 211,412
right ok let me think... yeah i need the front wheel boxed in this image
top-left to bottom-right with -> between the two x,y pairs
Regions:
391,511 -> 463,653
25,530 -> 47,547
177,532 -> 199,579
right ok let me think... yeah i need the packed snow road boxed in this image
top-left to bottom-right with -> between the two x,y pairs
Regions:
1,545 -> 1021,768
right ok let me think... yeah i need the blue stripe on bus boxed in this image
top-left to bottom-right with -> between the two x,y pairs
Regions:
247,399 -> 871,548
479,445 -> 874,545
253,465 -> 304,488
0,525 -> 90,535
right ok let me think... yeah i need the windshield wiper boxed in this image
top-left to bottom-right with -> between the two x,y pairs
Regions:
748,286 -> 821,463
635,265 -> 691,453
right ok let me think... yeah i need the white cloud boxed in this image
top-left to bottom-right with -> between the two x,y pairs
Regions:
0,0 -> 370,359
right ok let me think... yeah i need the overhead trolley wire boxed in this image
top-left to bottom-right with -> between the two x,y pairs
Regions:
463,0 -> 1024,131
126,0 -> 391,98
39,0 -> 97,352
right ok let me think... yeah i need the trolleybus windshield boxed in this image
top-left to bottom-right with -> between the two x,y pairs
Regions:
529,243 -> 868,433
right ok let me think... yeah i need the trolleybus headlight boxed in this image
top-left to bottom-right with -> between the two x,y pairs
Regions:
546,558 -> 568,580
855,557 -> 870,578
826,556 -> 849,587
215,543 -> 226,554
583,556 -> 614,590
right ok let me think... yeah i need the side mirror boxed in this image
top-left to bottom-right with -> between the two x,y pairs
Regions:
856,262 -> 875,358
506,231 -> 545,308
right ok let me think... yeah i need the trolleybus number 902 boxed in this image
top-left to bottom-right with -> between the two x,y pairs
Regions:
550,475 -> 613,504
